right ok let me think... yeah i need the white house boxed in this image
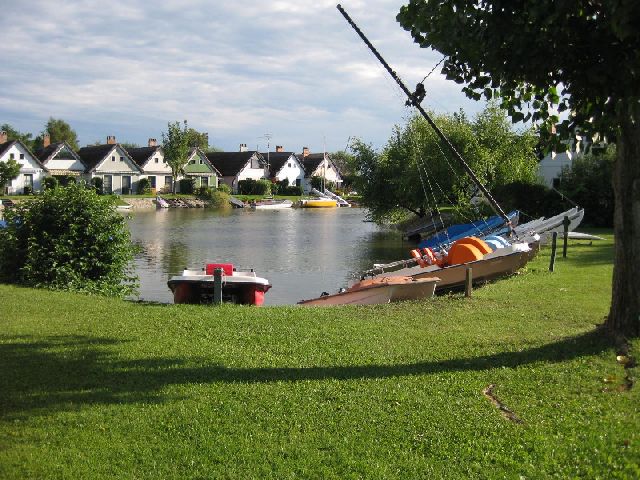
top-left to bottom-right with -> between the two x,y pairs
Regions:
78,136 -> 142,194
207,144 -> 268,193
0,131 -> 47,194
127,138 -> 173,193
35,135 -> 86,183
299,147 -> 343,193
262,146 -> 305,188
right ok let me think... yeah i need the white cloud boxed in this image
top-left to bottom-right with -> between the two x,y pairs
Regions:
0,0 -> 482,152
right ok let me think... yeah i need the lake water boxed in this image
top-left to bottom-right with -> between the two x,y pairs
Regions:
127,207 -> 411,305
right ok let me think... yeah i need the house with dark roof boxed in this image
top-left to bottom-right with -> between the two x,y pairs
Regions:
35,134 -> 86,181
185,148 -> 221,189
77,136 -> 142,194
299,147 -> 343,193
261,146 -> 305,188
126,138 -> 173,193
206,144 -> 268,193
0,131 -> 48,194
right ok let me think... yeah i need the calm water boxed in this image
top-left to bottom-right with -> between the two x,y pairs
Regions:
127,207 -> 411,305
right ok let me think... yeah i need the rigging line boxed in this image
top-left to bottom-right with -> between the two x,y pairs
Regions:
419,162 -> 452,248
337,4 -> 513,233
420,56 -> 445,85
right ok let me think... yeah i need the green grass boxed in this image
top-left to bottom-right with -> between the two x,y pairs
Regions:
1,232 -> 638,479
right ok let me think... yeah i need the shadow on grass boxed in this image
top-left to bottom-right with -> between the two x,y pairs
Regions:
0,330 -> 612,418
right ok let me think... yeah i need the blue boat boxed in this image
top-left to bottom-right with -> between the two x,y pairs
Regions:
418,210 -> 519,251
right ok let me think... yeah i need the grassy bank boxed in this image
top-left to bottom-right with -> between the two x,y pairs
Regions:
0,233 -> 638,478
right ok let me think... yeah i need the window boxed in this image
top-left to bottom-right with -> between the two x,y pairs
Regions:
103,175 -> 113,194
201,177 -> 209,187
9,153 -> 14,160
148,176 -> 156,188
155,158 -> 159,163
189,159 -> 195,164
288,162 -> 292,168
122,175 -> 132,194
112,156 -> 115,162
120,156 -> 124,162
199,159 -> 203,164
164,176 -> 173,189
20,154 -> 25,160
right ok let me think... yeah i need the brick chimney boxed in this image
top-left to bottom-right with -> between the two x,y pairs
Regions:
0,131 -> 7,144
107,135 -> 116,145
148,138 -> 157,147
302,147 -> 310,157
275,145 -> 283,152
43,133 -> 51,148
239,143 -> 248,152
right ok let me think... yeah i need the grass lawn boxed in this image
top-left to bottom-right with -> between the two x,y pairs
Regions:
0,232 -> 638,478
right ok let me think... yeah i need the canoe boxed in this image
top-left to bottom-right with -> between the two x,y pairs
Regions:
298,276 -> 440,306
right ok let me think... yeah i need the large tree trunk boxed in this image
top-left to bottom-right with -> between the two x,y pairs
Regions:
606,100 -> 640,337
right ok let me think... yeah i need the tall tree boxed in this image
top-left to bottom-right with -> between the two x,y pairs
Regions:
1,124 -> 34,151
397,0 -> 640,336
162,120 -> 191,194
34,118 -> 79,151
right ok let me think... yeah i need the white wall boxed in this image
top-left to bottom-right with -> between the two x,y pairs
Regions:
0,143 -> 45,194
276,155 -> 305,187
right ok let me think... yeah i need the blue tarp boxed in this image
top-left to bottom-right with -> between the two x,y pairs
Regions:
418,210 -> 519,251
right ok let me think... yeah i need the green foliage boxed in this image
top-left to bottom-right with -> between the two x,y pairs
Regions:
22,185 -> 33,195
310,176 -> 323,190
0,157 -> 21,193
558,146 -> 615,227
0,183 -> 138,297
178,178 -> 195,194
491,181 -> 566,220
238,178 -> 272,195
162,121 -> 192,194
90,177 -> 103,195
352,105 -> 539,223
42,176 -> 59,191
216,183 -> 231,194
34,118 -> 79,151
136,177 -> 151,195
282,185 -> 302,196
185,128 -> 209,150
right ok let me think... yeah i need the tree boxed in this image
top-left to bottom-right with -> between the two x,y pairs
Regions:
0,183 -> 137,297
162,120 -> 191,194
397,1 -> 640,336
1,123 -> 34,151
33,118 -> 79,151
0,158 -> 21,194
351,105 -> 538,223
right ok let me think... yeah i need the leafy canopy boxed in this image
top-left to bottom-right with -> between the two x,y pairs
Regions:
0,183 -> 138,297
162,120 -> 192,193
34,117 -> 79,151
0,157 -> 21,192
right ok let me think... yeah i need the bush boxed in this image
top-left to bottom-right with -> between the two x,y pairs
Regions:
238,178 -> 271,195
90,177 -> 103,195
0,183 -> 138,297
178,178 -> 195,194
491,181 -> 568,220
42,176 -> 59,191
557,146 -> 615,227
23,185 -> 33,195
217,183 -> 231,194
137,177 -> 152,195
208,190 -> 232,209
282,185 -> 302,196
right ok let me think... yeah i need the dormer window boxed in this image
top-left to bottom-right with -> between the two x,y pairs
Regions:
20,154 -> 24,160
120,156 -> 124,162
155,158 -> 159,163
199,159 -> 203,164
112,156 -> 116,161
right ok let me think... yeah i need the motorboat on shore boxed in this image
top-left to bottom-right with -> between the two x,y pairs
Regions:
250,199 -> 293,210
298,276 -> 440,306
168,263 -> 271,306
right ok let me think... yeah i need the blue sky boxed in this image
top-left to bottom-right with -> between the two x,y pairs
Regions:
1,0 -> 483,153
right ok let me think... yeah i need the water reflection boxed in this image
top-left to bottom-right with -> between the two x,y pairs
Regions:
127,208 -> 410,305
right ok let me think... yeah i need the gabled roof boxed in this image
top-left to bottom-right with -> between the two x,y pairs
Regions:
188,148 -> 222,176
35,142 -> 85,167
261,152 -> 303,177
0,140 -> 48,170
206,151 -> 265,177
126,145 -> 162,168
300,152 -> 341,178
77,144 -> 142,172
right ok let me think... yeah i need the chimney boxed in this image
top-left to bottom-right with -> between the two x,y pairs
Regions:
302,147 -> 310,157
107,135 -> 116,145
0,131 -> 7,144
43,133 -> 51,148
239,143 -> 248,152
148,138 -> 157,147
275,145 -> 283,152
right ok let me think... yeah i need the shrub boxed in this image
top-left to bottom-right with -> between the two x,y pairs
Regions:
42,176 -> 59,191
208,190 -> 232,209
137,177 -> 152,195
178,178 -> 195,194
90,177 -> 103,195
0,183 -> 138,297
217,183 -> 231,194
282,185 -> 302,196
23,185 -> 33,195
491,181 -> 567,220
238,179 -> 271,195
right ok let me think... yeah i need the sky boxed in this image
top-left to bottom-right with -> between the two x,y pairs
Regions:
0,0 -> 484,154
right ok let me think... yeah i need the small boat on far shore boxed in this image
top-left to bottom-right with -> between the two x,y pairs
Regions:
250,199 -> 293,210
298,276 -> 440,306
297,198 -> 338,208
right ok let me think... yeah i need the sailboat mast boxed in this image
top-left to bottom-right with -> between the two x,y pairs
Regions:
336,4 -> 512,229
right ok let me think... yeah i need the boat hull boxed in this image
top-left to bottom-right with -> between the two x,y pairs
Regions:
251,200 -> 293,210
168,269 -> 271,305
298,199 -> 338,208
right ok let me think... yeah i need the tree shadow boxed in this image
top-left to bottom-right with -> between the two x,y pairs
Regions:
0,330 -> 612,419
